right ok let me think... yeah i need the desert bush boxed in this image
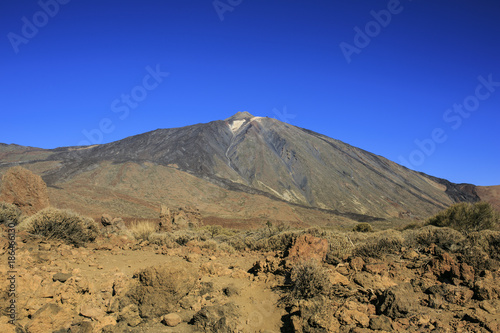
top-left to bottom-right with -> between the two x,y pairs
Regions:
403,226 -> 465,252
353,230 -> 403,259
0,202 -> 22,225
128,220 -> 157,241
353,223 -> 373,233
465,230 -> 500,262
148,232 -> 179,248
324,233 -> 355,262
252,231 -> 297,252
427,202 -> 499,233
21,207 -> 98,246
172,229 -> 202,246
289,260 -> 331,300
401,221 -> 425,231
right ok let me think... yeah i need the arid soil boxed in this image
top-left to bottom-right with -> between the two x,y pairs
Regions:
1,225 -> 499,333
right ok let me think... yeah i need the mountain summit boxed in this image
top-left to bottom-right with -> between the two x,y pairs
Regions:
0,112 -> 491,223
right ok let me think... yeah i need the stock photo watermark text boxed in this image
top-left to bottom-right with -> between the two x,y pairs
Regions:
7,0 -> 71,54
79,64 -> 169,146
399,74 -> 499,168
339,0 -> 412,64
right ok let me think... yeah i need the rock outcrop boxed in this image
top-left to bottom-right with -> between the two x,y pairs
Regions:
0,166 -> 49,215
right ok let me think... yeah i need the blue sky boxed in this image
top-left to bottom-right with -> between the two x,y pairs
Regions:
1,0 -> 499,186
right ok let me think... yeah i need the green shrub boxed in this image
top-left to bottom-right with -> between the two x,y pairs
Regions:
0,202 -> 22,225
353,223 -> 373,233
21,207 -> 98,246
427,202 -> 499,233
289,260 -> 330,300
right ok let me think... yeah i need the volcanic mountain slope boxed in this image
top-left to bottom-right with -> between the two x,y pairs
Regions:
0,112 -> 489,222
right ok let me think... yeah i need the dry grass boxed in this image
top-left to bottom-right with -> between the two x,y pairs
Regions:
289,260 -> 331,300
20,207 -> 98,246
128,220 -> 157,241
0,202 -> 22,225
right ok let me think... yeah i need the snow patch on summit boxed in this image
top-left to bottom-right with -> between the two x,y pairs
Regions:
229,120 -> 245,133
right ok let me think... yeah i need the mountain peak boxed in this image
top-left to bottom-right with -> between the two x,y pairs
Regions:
225,111 -> 254,121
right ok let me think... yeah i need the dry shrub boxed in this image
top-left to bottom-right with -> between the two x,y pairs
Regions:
403,225 -> 465,252
21,207 -> 98,246
353,230 -> 403,259
0,202 -> 22,225
353,223 -> 373,233
324,233 -> 355,263
289,260 -> 331,300
459,230 -> 500,271
467,230 -> 500,261
128,220 -> 157,241
148,232 -> 178,248
427,202 -> 499,233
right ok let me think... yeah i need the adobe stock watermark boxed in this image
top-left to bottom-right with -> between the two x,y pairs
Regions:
213,0 -> 242,21
339,0 -> 412,64
273,105 -> 296,124
7,0 -> 71,54
398,74 -> 499,168
6,221 -> 17,325
78,64 -> 169,146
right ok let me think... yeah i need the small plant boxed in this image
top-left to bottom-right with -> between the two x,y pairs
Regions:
128,220 -> 157,241
427,202 -> 499,233
353,223 -> 373,233
21,207 -> 98,246
354,236 -> 403,259
289,260 -> 330,300
0,202 -> 22,225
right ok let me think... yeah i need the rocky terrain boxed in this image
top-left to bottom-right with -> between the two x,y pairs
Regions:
1,220 -> 499,333
1,112 -> 499,333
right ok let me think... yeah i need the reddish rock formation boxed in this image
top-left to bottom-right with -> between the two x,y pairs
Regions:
0,166 -> 50,215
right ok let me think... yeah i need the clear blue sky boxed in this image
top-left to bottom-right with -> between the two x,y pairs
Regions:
1,0 -> 499,186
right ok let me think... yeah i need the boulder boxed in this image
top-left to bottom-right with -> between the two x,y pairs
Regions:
377,283 -> 419,318
287,234 -> 328,262
162,313 -> 182,327
0,166 -> 49,215
126,262 -> 199,318
101,214 -> 113,226
25,303 -> 76,333
191,303 -> 241,332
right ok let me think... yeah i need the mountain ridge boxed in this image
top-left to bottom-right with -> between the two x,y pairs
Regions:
0,112 -> 496,224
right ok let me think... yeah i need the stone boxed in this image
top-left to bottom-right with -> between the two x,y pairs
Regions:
369,315 -> 393,331
337,301 -> 370,327
287,234 -> 328,262
191,303 -> 241,332
329,271 -> 350,286
364,262 -> 388,275
350,257 -> 365,272
26,303 -> 76,333
126,262 -> 199,318
474,271 -> 500,300
377,283 -> 419,318
118,304 -> 142,327
80,303 -> 106,321
162,313 -> 182,327
426,284 -> 474,305
101,214 -> 113,226
0,166 -> 50,215
53,272 -> 72,283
